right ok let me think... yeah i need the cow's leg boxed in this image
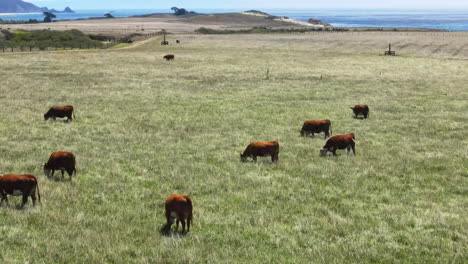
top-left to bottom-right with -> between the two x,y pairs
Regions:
166,214 -> 174,229
187,217 -> 191,232
52,116 -> 56,120
67,169 -> 74,181
51,170 -> 55,178
351,143 -> 356,155
0,194 -> 7,206
272,153 -> 279,163
181,219 -> 186,233
31,193 -> 37,206
311,132 -> 314,137
21,195 -> 28,208
253,156 -> 257,162
176,219 -> 180,230
61,170 -> 65,179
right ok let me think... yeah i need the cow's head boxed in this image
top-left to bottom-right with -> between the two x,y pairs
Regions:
43,163 -> 52,177
44,113 -> 49,120
320,148 -> 328,157
240,153 -> 247,162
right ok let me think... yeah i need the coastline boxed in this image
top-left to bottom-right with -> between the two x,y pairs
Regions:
1,10 -> 466,32
0,12 -> 41,15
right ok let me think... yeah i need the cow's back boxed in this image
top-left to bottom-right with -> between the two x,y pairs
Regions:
166,194 -> 192,215
46,151 -> 75,168
0,174 -> 37,194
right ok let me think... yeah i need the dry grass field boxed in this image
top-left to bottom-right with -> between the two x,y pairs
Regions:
2,13 -> 307,35
0,32 -> 467,263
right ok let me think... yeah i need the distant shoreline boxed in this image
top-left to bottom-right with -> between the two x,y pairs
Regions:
0,12 -> 41,15
1,9 -> 467,31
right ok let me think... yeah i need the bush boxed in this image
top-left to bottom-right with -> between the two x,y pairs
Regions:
2,29 -> 104,49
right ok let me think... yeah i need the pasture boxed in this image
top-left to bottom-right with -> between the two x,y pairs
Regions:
0,32 -> 467,263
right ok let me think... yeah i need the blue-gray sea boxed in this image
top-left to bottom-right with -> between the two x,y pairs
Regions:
1,9 -> 467,31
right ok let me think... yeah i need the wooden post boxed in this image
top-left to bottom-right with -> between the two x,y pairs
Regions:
388,44 -> 391,53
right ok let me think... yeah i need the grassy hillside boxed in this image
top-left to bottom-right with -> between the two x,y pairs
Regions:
0,33 -> 467,263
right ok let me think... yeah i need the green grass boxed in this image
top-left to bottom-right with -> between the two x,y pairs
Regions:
0,33 -> 467,263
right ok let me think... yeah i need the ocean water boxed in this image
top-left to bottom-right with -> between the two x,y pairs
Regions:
1,9 -> 467,31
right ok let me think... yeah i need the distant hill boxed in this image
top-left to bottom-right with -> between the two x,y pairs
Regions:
0,0 -> 42,13
0,0 -> 74,13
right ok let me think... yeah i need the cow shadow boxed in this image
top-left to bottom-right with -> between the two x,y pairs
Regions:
46,175 -> 72,183
352,116 -> 367,120
45,119 -> 72,123
159,224 -> 188,237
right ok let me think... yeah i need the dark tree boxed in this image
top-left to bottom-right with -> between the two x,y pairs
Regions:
43,12 -> 56,23
171,7 -> 187,16
104,13 -> 114,18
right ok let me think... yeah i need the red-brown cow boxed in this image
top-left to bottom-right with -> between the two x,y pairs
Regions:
321,133 -> 356,156
240,141 -> 279,163
44,151 -> 76,180
163,54 -> 175,61
0,174 -> 41,208
165,194 -> 193,233
44,105 -> 75,121
300,120 -> 332,138
350,105 -> 369,119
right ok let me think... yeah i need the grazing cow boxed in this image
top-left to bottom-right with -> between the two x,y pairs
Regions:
44,105 -> 75,121
163,54 -> 175,61
165,194 -> 193,233
350,105 -> 369,119
44,151 -> 76,180
240,141 -> 279,163
176,40 -> 180,44
321,133 -> 356,156
0,174 -> 40,208
300,120 -> 332,138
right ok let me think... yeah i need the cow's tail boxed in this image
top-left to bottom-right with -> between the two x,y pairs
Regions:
36,180 -> 41,203
72,109 -> 76,120
186,196 -> 193,223
73,157 -> 77,176
329,123 -> 332,136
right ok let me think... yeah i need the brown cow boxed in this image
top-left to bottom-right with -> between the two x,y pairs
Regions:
165,194 -> 193,233
44,105 -> 75,121
350,105 -> 369,119
0,174 -> 40,208
240,141 -> 279,163
300,120 -> 332,138
321,133 -> 355,156
44,151 -> 76,180
163,54 -> 175,61
176,40 -> 180,44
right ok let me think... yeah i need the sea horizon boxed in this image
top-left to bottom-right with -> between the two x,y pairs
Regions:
1,8 -> 468,31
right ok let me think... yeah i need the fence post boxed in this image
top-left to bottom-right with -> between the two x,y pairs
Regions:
11,47 -> 13,52
30,46 -> 32,52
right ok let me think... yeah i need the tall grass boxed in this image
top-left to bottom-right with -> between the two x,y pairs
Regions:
0,33 -> 466,263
